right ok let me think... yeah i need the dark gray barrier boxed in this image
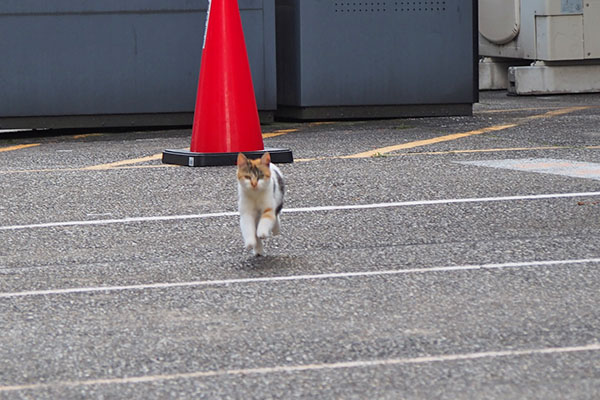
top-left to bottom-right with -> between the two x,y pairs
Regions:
275,0 -> 478,120
0,0 -> 276,129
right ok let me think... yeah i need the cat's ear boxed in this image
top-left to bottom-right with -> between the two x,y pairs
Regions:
260,152 -> 271,166
237,153 -> 248,168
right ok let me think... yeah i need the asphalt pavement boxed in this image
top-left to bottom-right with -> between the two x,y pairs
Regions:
1,91 -> 600,399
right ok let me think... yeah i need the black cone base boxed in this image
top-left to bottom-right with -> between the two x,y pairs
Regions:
162,148 -> 293,167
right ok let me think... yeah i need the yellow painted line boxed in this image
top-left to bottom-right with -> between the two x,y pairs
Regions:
72,133 -> 104,139
341,123 -> 518,159
0,143 -> 40,153
521,106 -> 591,121
342,106 -> 592,159
476,105 -> 599,114
85,126 -> 300,171
309,121 -> 337,126
295,158 -> 316,162
83,153 -> 163,170
475,106 -> 568,114
397,146 -> 570,156
111,164 -> 176,170
262,129 -> 298,139
298,144 -> 548,161
74,127 -> 299,170
1,144 -> 598,171
294,144 -> 600,163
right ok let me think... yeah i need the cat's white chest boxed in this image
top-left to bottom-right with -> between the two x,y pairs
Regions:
238,184 -> 274,212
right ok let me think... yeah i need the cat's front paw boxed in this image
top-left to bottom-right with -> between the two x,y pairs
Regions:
256,227 -> 272,239
244,239 -> 256,250
253,240 -> 265,256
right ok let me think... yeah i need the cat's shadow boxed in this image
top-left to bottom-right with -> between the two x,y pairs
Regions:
241,254 -> 302,271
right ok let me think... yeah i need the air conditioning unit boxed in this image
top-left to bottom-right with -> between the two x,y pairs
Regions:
479,0 -> 600,94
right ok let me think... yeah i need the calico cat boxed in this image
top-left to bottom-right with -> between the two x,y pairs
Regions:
237,152 -> 285,256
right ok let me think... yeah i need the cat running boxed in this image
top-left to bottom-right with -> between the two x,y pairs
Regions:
236,152 -> 285,256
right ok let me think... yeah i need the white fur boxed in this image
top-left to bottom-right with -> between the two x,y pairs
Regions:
238,163 -> 284,256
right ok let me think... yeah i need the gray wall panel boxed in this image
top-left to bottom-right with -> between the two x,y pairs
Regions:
0,0 -> 275,126
1,0 -> 263,14
1,12 -> 202,116
276,0 -> 476,108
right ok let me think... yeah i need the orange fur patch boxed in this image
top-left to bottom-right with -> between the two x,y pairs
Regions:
262,208 -> 275,219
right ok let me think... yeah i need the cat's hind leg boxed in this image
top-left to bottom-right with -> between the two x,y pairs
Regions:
271,215 -> 281,236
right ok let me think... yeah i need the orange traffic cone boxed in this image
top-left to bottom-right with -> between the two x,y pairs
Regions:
163,0 -> 292,167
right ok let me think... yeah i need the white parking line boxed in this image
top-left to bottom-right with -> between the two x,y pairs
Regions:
2,257 -> 599,299
459,159 -> 600,181
1,343 -> 599,392
1,191 -> 600,231
0,211 -> 239,231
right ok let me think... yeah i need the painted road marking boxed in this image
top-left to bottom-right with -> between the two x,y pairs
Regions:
0,343 -> 599,392
342,106 -> 591,159
0,145 -> 595,170
0,104 -> 594,169
0,132 -> 102,155
262,129 -> 298,138
460,159 -> 600,181
66,107 -> 580,168
0,143 -> 40,153
84,154 -> 163,170
475,106 -> 570,114
0,211 -> 238,231
341,123 -> 519,159
0,164 -> 176,174
289,145 -> 600,162
82,129 -> 297,169
72,133 -> 104,139
522,106 -> 590,120
1,257 -> 599,299
395,146 -> 571,156
0,128 -> 297,172
1,191 -> 600,232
